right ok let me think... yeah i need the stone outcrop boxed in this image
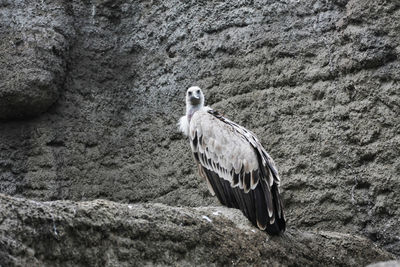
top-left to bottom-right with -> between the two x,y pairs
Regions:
367,261 -> 400,267
0,1 -> 73,119
0,194 -> 395,266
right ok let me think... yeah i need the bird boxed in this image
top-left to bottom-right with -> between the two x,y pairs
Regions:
178,86 -> 286,235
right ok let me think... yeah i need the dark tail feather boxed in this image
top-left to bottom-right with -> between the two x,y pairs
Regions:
271,183 -> 286,233
202,167 -> 285,235
257,181 -> 283,235
254,184 -> 268,230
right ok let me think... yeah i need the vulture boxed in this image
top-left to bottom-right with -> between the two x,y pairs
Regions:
178,86 -> 286,235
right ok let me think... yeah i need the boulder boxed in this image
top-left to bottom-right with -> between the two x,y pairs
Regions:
0,0 -> 73,119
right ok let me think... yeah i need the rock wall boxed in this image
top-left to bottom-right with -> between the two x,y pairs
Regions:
0,0 -> 399,261
0,1 -> 73,119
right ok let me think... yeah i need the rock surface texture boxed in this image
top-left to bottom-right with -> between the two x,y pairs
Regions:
0,0 -> 399,265
367,261 -> 400,267
0,1 -> 73,119
0,194 -> 395,266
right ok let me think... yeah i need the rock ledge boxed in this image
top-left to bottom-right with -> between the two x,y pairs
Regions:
0,194 -> 394,266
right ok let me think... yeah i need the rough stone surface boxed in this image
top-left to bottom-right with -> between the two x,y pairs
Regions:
367,261 -> 400,267
0,194 -> 395,266
0,0 -> 73,119
0,0 -> 399,262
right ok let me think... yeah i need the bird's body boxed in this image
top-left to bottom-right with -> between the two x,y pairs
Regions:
179,86 -> 285,235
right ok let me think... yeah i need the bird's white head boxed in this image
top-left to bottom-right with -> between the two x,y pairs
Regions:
178,86 -> 205,136
186,86 -> 204,111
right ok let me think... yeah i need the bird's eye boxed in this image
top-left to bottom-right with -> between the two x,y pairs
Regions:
196,90 -> 200,94
188,91 -> 192,96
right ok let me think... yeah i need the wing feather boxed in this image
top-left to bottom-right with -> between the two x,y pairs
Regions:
189,108 -> 285,234
198,163 -> 215,196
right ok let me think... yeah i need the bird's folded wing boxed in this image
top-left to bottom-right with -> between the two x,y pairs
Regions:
189,108 -> 285,233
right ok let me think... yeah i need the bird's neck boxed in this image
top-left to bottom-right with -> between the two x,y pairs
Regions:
186,104 -> 202,122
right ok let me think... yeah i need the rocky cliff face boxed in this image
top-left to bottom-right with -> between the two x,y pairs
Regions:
0,0 -> 399,264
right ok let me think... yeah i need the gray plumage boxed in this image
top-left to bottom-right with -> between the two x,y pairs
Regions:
179,86 -> 285,235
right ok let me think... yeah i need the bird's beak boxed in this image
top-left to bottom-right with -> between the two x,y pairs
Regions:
190,94 -> 201,105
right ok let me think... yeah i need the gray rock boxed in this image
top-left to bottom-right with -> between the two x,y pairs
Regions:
367,261 -> 400,267
0,0 -> 73,119
0,0 -> 399,260
0,194 -> 395,266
